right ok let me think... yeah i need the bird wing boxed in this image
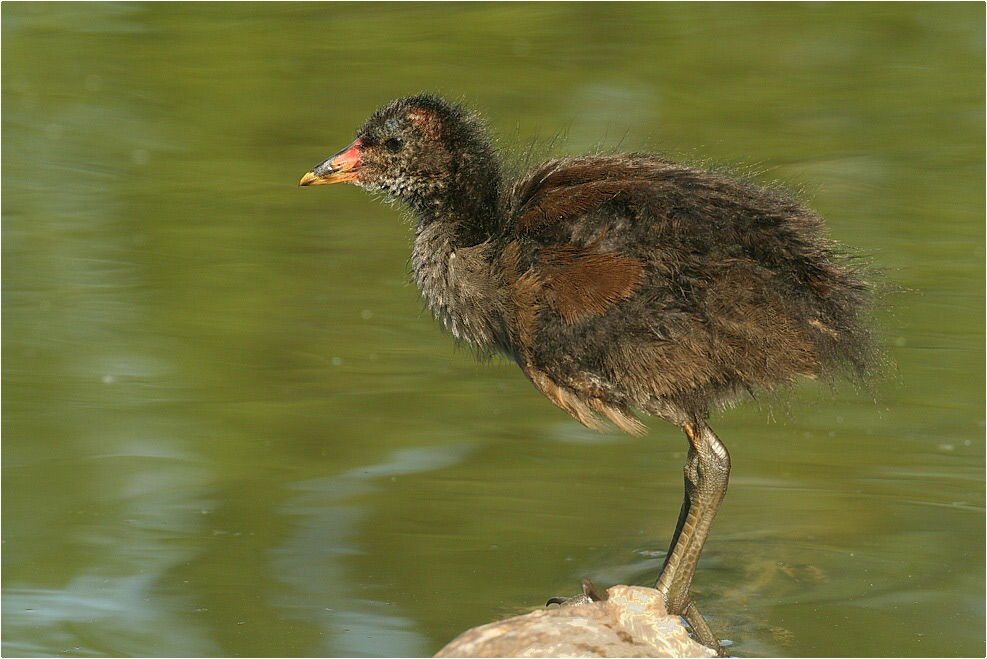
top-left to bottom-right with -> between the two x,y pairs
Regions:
535,245 -> 644,324
510,156 -> 661,234
509,156 -> 661,323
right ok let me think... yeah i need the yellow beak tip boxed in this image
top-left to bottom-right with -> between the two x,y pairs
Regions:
299,171 -> 319,186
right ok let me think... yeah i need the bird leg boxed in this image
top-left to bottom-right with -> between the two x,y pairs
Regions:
655,418 -> 731,653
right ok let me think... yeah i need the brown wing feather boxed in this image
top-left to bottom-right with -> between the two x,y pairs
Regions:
538,246 -> 645,323
518,181 -> 627,232
512,157 -> 667,233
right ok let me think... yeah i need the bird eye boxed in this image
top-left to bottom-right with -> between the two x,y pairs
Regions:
384,136 -> 404,152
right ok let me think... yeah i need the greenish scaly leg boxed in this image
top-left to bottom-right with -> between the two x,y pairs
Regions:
656,419 -> 731,654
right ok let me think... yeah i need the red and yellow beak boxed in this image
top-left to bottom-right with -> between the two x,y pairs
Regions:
299,138 -> 364,186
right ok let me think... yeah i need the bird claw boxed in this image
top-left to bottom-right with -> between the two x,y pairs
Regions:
545,577 -> 608,607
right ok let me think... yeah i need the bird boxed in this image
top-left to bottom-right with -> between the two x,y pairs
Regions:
299,94 -> 874,653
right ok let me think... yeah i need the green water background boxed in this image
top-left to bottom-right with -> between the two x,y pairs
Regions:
3,3 -> 984,657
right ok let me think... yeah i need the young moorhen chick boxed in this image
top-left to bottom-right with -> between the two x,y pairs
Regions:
300,94 -> 873,651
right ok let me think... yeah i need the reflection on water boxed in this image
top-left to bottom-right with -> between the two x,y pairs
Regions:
3,3 -> 983,657
3,449 -> 218,657
271,444 -> 479,657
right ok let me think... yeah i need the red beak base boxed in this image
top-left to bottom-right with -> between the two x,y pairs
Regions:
300,138 -> 363,186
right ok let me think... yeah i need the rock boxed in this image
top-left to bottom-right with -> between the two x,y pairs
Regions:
435,585 -> 717,658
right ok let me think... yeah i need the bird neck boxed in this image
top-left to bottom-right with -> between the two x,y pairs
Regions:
409,148 -> 505,352
411,142 -> 503,248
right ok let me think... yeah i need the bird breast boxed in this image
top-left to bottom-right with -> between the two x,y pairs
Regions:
411,223 -> 503,352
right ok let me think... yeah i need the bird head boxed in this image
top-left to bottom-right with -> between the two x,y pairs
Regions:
300,94 -> 493,209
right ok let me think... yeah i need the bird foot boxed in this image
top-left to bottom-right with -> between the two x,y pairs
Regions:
672,598 -> 726,656
545,577 -> 609,607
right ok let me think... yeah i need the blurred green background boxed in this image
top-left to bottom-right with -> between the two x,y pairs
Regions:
3,3 -> 983,657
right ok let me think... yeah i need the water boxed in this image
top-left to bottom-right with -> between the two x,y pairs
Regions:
2,3 -> 983,657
